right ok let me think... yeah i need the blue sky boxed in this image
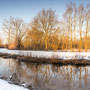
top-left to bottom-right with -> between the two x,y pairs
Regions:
0,0 -> 89,29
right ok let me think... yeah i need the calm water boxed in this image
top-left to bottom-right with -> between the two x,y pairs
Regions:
0,57 -> 90,90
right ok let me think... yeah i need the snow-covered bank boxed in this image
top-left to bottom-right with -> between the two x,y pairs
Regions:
0,79 -> 28,90
0,48 -> 90,60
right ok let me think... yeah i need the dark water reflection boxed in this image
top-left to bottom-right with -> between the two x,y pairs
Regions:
0,57 -> 90,90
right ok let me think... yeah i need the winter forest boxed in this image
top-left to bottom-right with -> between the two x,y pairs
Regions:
0,2 -> 89,52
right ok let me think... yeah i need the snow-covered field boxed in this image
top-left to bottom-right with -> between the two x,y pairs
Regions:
0,48 -> 90,60
0,79 -> 28,90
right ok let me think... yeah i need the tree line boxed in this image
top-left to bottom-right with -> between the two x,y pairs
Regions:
0,2 -> 90,51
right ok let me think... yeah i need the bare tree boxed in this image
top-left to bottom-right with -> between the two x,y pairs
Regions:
3,17 -> 26,49
78,4 -> 85,51
64,2 -> 74,51
85,4 -> 90,52
12,18 -> 26,49
31,9 -> 59,50
0,38 -> 2,47
2,17 -> 14,44
73,4 -> 77,50
26,25 -> 44,50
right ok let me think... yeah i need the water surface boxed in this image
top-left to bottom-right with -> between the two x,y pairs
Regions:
0,57 -> 90,90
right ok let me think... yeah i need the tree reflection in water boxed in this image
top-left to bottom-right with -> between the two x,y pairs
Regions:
0,57 -> 90,90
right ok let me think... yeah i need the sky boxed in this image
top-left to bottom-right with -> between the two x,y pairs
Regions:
0,0 -> 89,35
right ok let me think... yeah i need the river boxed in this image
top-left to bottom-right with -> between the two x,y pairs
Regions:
0,57 -> 90,90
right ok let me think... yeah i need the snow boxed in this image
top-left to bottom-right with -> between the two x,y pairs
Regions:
0,79 -> 28,90
0,48 -> 90,60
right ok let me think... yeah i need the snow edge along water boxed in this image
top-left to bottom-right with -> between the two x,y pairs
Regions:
0,48 -> 90,60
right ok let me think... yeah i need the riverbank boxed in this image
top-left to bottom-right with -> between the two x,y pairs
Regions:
0,53 -> 90,65
0,48 -> 90,65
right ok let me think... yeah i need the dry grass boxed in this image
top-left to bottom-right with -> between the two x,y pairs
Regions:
0,53 -> 90,65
